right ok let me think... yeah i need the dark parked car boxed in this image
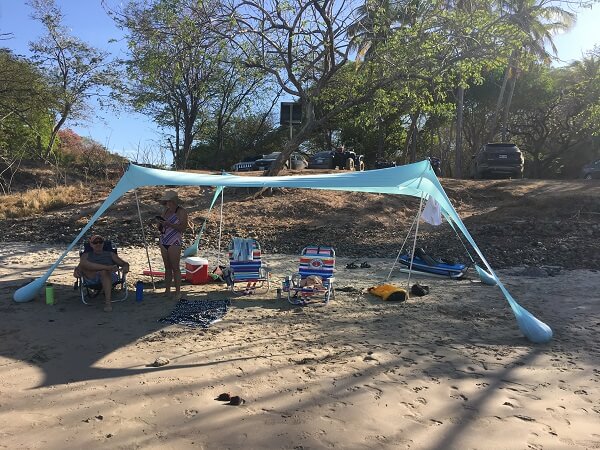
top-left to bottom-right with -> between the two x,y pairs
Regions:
231,155 -> 262,172
308,150 -> 335,169
333,148 -> 365,171
374,160 -> 397,169
308,148 -> 365,171
254,152 -> 308,171
581,159 -> 600,179
472,143 -> 524,179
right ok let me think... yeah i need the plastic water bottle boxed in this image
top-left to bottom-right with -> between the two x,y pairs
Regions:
45,283 -> 55,305
135,281 -> 144,302
282,276 -> 291,292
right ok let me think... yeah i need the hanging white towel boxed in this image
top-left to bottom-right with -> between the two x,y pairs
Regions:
241,238 -> 254,261
421,196 -> 443,226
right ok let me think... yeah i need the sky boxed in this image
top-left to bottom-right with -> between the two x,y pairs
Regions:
1,0 -> 599,163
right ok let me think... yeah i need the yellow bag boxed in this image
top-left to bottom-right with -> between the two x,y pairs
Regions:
368,284 -> 408,302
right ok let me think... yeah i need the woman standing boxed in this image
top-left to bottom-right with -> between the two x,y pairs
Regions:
156,190 -> 188,300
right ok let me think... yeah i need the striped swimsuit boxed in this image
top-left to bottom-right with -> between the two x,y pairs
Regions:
160,207 -> 183,247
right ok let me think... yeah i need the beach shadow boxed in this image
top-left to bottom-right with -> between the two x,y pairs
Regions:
0,277 -> 268,388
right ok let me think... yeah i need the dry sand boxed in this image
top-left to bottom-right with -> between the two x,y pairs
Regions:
0,243 -> 599,449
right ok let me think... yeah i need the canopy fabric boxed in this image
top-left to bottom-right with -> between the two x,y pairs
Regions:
13,161 -> 552,343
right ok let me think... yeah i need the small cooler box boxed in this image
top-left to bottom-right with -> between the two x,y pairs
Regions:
185,257 -> 209,284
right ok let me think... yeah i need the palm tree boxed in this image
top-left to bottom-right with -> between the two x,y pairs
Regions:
347,0 -> 422,61
489,0 -> 575,142
347,0 -> 425,162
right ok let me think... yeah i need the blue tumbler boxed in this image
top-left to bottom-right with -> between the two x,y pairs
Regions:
135,281 -> 144,302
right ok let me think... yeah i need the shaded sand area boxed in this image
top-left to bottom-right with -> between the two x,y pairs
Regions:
0,243 -> 599,449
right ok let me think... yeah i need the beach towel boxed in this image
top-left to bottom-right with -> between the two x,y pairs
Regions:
232,237 -> 254,261
159,298 -> 230,328
421,196 -> 442,226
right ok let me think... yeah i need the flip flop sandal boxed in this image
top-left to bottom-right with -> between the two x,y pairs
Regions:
217,392 -> 232,401
228,396 -> 246,406
360,262 -> 371,268
346,262 -> 359,269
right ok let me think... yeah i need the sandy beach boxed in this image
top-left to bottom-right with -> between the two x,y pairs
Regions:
0,242 -> 598,449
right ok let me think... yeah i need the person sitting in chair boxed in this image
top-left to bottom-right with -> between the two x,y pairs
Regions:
78,234 -> 130,312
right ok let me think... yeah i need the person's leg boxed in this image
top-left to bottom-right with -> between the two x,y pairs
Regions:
100,270 -> 113,312
167,244 -> 182,299
160,245 -> 172,294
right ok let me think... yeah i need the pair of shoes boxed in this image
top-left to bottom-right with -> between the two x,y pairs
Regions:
216,392 -> 246,406
411,283 -> 430,297
360,262 -> 371,268
346,262 -> 359,269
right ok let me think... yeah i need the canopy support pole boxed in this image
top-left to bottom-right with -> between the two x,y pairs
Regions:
134,190 -> 156,291
386,212 -> 419,281
406,191 -> 426,291
216,188 -> 224,267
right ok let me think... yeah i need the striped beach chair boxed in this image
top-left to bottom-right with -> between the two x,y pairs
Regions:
75,240 -> 128,305
287,246 -> 335,306
227,238 -> 270,294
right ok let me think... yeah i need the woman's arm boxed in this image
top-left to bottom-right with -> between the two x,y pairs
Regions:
173,208 -> 189,233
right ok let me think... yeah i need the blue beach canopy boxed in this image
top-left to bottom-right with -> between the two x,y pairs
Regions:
13,161 -> 552,343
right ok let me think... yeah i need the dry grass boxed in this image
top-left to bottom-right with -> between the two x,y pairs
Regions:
0,184 -> 91,219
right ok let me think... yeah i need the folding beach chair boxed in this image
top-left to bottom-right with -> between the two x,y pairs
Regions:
287,246 -> 335,306
227,237 -> 270,294
74,240 -> 128,305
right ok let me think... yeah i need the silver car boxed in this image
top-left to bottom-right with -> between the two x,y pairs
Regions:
254,152 -> 308,171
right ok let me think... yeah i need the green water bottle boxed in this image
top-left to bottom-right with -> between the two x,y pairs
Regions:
45,283 -> 55,305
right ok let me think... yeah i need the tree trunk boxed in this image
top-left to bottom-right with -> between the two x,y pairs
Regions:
404,113 -> 419,164
487,62 -> 511,143
501,73 -> 517,142
455,85 -> 464,178
376,117 -> 385,160
410,123 -> 418,163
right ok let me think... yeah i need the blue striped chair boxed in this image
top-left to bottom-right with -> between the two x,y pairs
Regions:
287,246 -> 335,306
227,238 -> 270,294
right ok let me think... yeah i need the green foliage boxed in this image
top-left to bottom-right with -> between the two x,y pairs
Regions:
0,50 -> 54,160
187,114 -> 287,170
27,0 -> 120,159
119,0 -> 273,170
504,58 -> 600,177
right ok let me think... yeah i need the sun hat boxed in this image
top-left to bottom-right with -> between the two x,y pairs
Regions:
160,190 -> 180,203
89,234 -> 104,243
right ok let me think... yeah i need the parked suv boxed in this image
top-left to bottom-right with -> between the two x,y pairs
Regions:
581,159 -> 600,179
472,143 -> 524,179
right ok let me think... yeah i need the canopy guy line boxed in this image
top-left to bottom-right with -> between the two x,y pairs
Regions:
134,190 -> 156,291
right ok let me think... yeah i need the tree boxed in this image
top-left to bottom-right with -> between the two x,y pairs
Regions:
509,56 -> 600,177
488,0 -> 575,143
28,0 -> 119,160
216,0 -> 517,176
113,0 -> 233,169
0,50 -> 54,193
